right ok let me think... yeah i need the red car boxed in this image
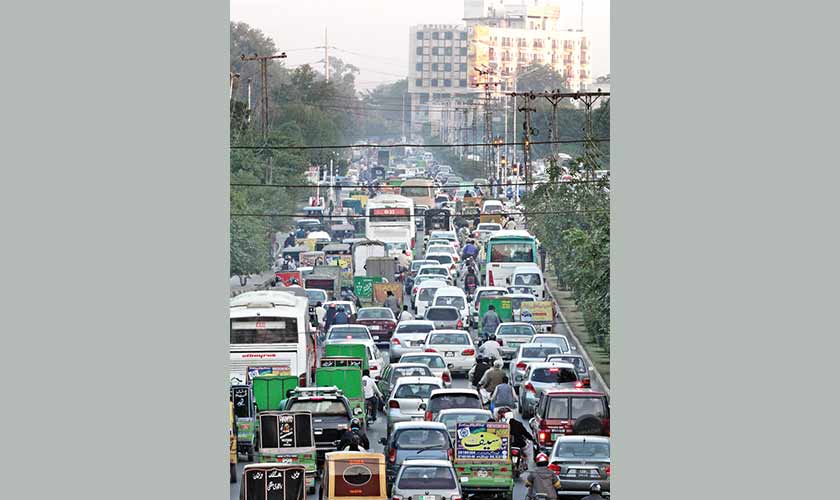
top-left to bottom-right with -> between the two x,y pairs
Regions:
529,389 -> 610,453
354,307 -> 398,347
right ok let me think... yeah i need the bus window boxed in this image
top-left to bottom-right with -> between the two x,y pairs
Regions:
490,242 -> 535,263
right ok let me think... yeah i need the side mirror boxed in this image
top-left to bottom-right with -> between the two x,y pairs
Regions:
418,403 -> 427,411
447,363 -> 455,370
353,407 -> 364,416
571,346 -> 577,351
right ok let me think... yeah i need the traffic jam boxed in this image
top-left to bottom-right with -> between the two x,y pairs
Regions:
230,148 -> 610,500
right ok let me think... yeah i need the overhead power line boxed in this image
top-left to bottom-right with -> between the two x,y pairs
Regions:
231,209 -> 608,218
230,139 -> 610,151
231,179 -> 608,189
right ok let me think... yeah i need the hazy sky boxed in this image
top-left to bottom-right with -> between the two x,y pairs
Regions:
231,0 -> 609,90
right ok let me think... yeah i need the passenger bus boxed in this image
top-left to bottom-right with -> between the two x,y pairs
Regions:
229,290 -> 316,387
483,230 -> 539,287
365,194 -> 416,256
399,178 -> 436,211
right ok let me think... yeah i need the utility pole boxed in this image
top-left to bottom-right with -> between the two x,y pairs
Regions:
240,51 -> 287,184
401,93 -> 406,140
324,27 -> 330,82
246,78 -> 253,123
473,67 -> 501,181
518,92 -> 536,198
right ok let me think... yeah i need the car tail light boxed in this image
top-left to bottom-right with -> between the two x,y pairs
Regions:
516,362 -> 527,370
370,365 -> 378,371
388,448 -> 396,463
389,400 -> 400,409
574,381 -> 584,388
548,463 -> 561,473
425,411 -> 433,421
392,496 -> 403,500
488,270 -> 495,286
462,348 -> 475,356
450,496 -> 461,500
605,465 -> 611,477
392,338 -> 401,345
511,448 -> 519,457
456,319 -> 463,328
539,431 -> 549,443
448,448 -> 454,461
425,348 -> 437,353
525,383 -> 537,394
583,377 -> 591,387
442,372 -> 451,383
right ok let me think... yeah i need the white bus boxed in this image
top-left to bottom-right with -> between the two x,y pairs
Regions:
365,194 -> 416,256
229,290 -> 316,386
483,230 -> 540,288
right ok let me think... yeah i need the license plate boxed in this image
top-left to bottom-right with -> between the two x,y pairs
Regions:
476,470 -> 488,478
551,431 -> 564,440
370,326 -> 381,330
373,335 -> 380,340
419,496 -> 437,500
445,352 -> 455,357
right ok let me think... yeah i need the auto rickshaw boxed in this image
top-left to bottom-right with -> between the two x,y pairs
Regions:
330,224 -> 355,241
281,245 -> 307,264
315,365 -> 366,425
319,452 -> 387,500
252,375 -> 300,412
240,463 -> 307,500
255,411 -> 318,494
231,384 -> 256,461
453,422 -> 514,500
230,401 -> 238,483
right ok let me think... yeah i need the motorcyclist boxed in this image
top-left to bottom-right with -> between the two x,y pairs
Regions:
478,333 -> 502,362
462,239 -> 479,261
463,264 -> 479,295
470,355 -> 493,389
500,409 -> 536,466
362,369 -> 383,423
525,452 -> 562,500
490,375 -> 518,413
337,418 -> 369,451
579,482 -> 605,500
333,306 -> 350,325
283,232 -> 296,248
478,359 -> 506,402
480,306 -> 501,342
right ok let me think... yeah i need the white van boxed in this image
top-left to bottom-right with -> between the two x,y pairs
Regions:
508,265 -> 546,299
414,279 -> 449,318
431,286 -> 470,327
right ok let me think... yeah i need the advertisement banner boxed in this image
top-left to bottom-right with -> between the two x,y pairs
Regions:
478,297 -> 513,322
519,301 -> 553,323
353,276 -> 382,299
274,271 -> 302,287
373,283 -> 403,306
455,422 -> 510,461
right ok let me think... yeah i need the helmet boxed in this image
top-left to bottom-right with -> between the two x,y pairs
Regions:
535,452 -> 549,466
489,334 -> 496,341
493,359 -> 503,369
350,418 -> 361,430
589,483 -> 602,494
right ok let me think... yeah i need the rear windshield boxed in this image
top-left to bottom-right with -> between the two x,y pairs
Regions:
479,224 -> 501,231
419,288 -> 440,302
548,356 -> 587,374
531,367 -> 578,384
489,242 -> 534,263
427,308 -> 459,320
429,395 -> 482,412
427,255 -> 453,265
522,346 -> 562,358
419,267 -> 449,276
328,328 -> 369,340
428,333 -> 470,345
396,324 -> 435,334
435,296 -> 465,309
393,366 -> 433,379
411,261 -> 434,272
534,337 -> 570,352
428,246 -> 453,254
394,383 -> 440,399
514,273 -> 542,285
403,355 -> 446,368
553,441 -> 610,459
306,290 -> 327,301
398,466 -> 457,490
288,400 -> 347,416
358,309 -> 394,320
498,325 -> 536,336
547,397 -> 607,419
395,429 -> 449,449
439,413 -> 490,430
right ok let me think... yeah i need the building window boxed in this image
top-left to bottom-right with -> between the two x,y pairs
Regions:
459,63 -> 467,72
443,79 -> 452,87
431,63 -> 438,71
419,94 -> 430,104
459,79 -> 467,87
416,31 -> 424,40
416,47 -> 423,55
431,47 -> 439,55
445,47 -> 453,56
432,31 -> 439,40
445,31 -> 453,40
460,47 -> 468,56
415,78 -> 423,87
460,31 -> 467,40
444,63 -> 452,71
431,79 -> 438,87
415,63 -> 422,71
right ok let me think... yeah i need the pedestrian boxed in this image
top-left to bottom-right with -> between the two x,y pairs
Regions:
362,369 -> 383,422
324,303 -> 337,331
397,250 -> 411,272
398,304 -> 414,322
383,290 -> 400,317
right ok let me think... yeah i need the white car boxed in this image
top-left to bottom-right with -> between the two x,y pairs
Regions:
386,376 -> 445,433
508,264 -> 546,299
423,253 -> 458,278
422,330 -> 476,375
427,230 -> 460,250
508,343 -> 565,388
431,286 -> 470,326
426,244 -> 460,263
398,352 -> 453,388
416,264 -> 453,282
413,279 -> 449,318
475,222 -> 502,242
390,320 -> 437,362
529,334 -> 574,354
325,325 -> 374,343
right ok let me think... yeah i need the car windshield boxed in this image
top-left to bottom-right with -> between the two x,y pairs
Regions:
439,413 -> 490,430
498,326 -> 536,336
427,308 -> 459,320
288,400 -> 347,416
554,441 -> 610,459
358,309 -> 394,320
429,395 -> 482,412
531,367 -> 578,384
393,366 -> 433,379
427,255 -> 453,265
398,466 -> 457,490
403,355 -> 446,368
522,346 -> 562,358
395,429 -> 448,449
514,273 -> 542,285
394,383 -> 440,399
571,397 -> 608,419
396,324 -> 435,334
534,337 -> 570,352
428,333 -> 470,345
489,243 -> 535,263
328,328 -> 369,340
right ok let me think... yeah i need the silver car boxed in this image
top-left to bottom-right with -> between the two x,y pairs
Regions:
386,376 -> 444,434
376,362 -> 434,399
548,436 -> 610,496
529,334 -> 574,354
495,323 -> 538,362
391,460 -> 462,500
509,343 -> 565,389
517,361 -> 581,418
424,306 -> 462,330
434,408 -> 493,442
390,320 -> 436,362
398,353 -> 453,388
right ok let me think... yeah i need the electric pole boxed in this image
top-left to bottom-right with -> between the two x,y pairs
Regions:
240,51 -> 287,184
518,92 -> 536,197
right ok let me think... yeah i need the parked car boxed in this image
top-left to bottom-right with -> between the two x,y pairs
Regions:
390,320 -> 436,362
431,287 -> 470,327
546,354 -> 593,388
422,329 -> 475,375
548,436 -> 610,496
355,307 -> 398,347
530,389 -> 611,453
424,388 -> 484,421
518,361 -> 582,418
380,422 -> 453,487
495,323 -> 538,361
509,343 -> 565,389
434,408 -> 493,442
424,306 -> 463,330
375,362 -> 434,398
398,352 -> 453,387
529,334 -> 573,354
385,376 -> 445,434
391,460 -> 462,500
324,325 -> 373,343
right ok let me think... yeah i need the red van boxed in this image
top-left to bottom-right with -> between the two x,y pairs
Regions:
529,389 -> 610,453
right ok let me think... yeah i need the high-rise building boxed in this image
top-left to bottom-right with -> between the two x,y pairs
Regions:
408,1 -> 590,134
